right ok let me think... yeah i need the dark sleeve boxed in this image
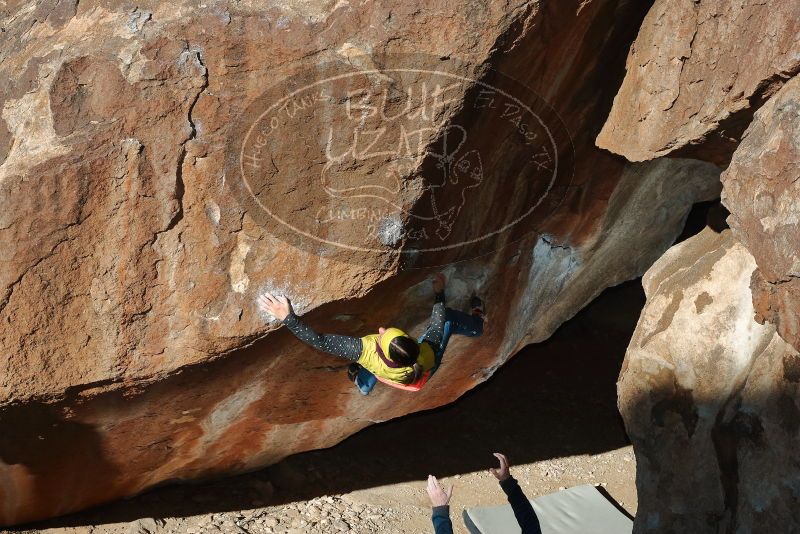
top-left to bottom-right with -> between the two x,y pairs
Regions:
431,505 -> 453,534
499,477 -> 541,534
422,290 -> 447,346
281,311 -> 363,361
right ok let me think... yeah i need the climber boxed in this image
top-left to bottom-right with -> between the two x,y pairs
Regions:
256,273 -> 484,395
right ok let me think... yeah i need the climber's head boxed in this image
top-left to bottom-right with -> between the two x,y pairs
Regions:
379,327 -> 419,366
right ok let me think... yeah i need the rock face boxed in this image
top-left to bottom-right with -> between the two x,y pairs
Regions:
596,0 -> 800,164
598,2 -> 800,531
0,0 -> 720,526
618,228 -> 800,533
722,76 -> 800,353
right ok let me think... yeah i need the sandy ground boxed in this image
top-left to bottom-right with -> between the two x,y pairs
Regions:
9,280 -> 644,534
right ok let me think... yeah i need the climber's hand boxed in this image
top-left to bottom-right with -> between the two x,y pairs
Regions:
257,292 -> 293,321
426,475 -> 454,507
432,272 -> 446,294
489,452 -> 510,481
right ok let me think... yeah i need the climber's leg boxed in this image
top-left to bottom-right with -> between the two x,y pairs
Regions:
433,317 -> 453,369
351,364 -> 377,396
423,306 -> 484,373
443,306 -> 484,338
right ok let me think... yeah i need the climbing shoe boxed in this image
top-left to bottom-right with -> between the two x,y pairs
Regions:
470,294 -> 484,318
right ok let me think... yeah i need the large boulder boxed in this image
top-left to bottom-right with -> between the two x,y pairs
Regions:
721,75 -> 800,353
0,0 -> 717,525
596,0 -> 800,164
602,2 -> 800,531
618,228 -> 800,533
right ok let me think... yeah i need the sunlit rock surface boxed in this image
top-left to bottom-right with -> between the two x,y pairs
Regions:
596,0 -> 800,164
0,0 -> 722,525
599,2 -> 800,531
618,228 -> 800,533
722,75 -> 800,353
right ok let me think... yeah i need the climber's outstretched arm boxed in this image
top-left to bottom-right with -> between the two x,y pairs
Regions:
282,311 -> 363,361
258,292 -> 363,361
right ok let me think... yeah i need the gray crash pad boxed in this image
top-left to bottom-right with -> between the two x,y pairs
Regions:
463,484 -> 633,534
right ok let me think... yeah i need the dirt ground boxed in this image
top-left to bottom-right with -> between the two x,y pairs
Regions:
10,280 -> 644,534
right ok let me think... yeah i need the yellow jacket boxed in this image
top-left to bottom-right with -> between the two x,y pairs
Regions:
358,334 -> 435,383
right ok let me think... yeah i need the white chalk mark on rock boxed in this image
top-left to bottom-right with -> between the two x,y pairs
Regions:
377,215 -> 403,246
230,236 -> 252,293
205,201 -> 221,225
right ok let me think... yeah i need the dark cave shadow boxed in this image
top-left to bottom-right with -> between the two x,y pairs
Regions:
20,278 -> 646,530
675,199 -> 729,244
